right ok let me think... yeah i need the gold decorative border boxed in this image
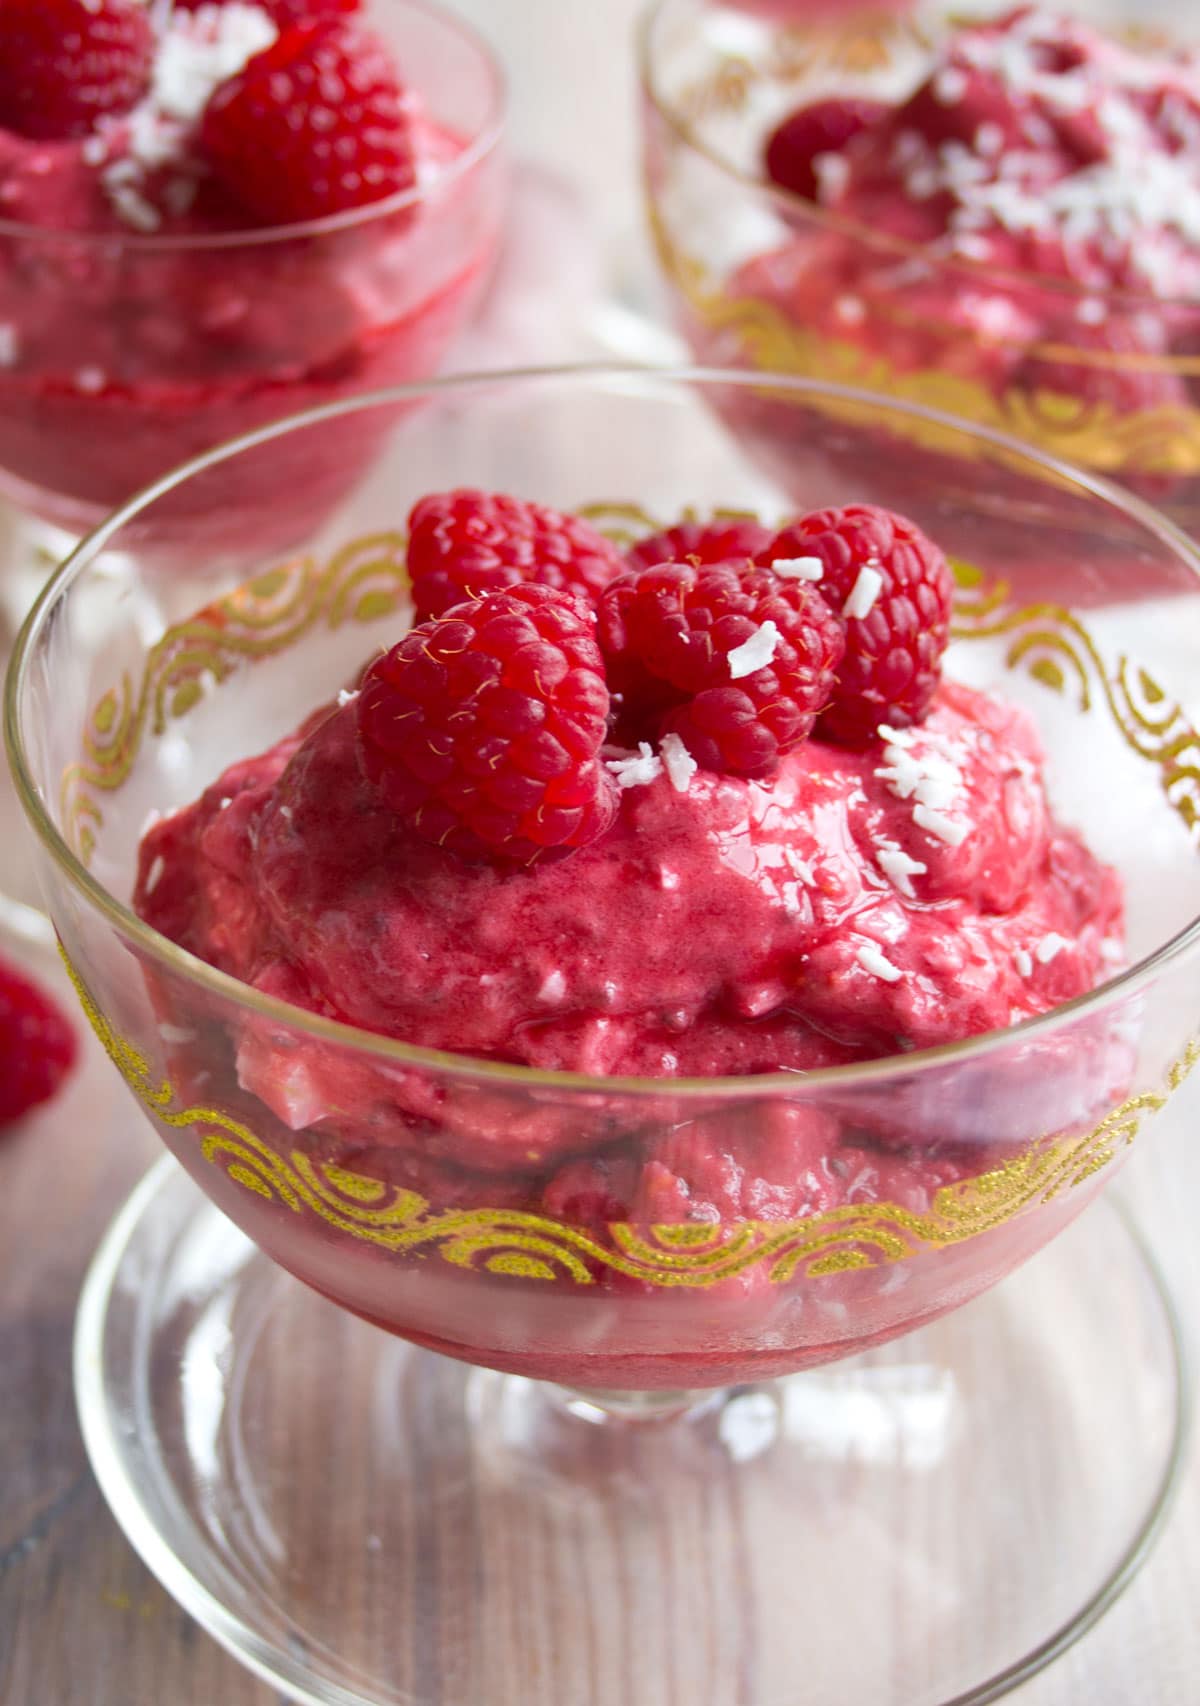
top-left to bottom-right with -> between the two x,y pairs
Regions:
949,563 -> 1200,835
61,947 -> 1199,1287
62,532 -> 408,865
647,201 -> 1200,479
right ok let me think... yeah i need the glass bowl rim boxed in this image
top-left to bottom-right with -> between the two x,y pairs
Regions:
637,0 -> 1200,317
9,359 -> 1200,1101
0,0 -> 507,254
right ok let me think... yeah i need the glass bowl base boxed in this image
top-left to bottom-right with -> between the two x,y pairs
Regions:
76,1156 -> 1186,1706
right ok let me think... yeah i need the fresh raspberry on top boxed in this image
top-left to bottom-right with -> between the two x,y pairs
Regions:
200,20 -> 415,225
0,956 -> 77,1128
407,490 -> 627,624
597,561 -> 844,777
626,518 -> 773,573
0,0 -> 153,141
763,97 -> 890,202
759,505 -> 953,747
357,584 -> 617,864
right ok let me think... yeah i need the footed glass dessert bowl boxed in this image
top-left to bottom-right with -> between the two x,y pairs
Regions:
0,0 -> 506,587
8,367 -> 1200,1705
641,0 -> 1200,539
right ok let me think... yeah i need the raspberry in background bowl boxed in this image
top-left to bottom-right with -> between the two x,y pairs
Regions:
641,0 -> 1200,546
0,0 -> 506,570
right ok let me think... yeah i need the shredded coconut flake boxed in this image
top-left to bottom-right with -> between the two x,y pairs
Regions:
1035,931 -> 1070,964
913,773 -> 957,810
813,150 -> 850,203
75,366 -> 106,395
337,688 -> 360,708
145,855 -> 165,895
783,846 -> 814,885
1014,947 -> 1033,978
152,3 -> 278,124
1100,937 -> 1124,965
159,1022 -> 196,1044
913,804 -> 969,846
606,741 -> 663,790
842,566 -> 884,620
537,970 -> 567,1003
660,732 -> 698,794
875,745 -> 924,798
935,66 -> 967,105
876,843 -> 927,899
727,619 -> 780,679
0,324 -> 16,368
106,183 -> 162,231
856,942 -> 904,983
770,556 -> 824,582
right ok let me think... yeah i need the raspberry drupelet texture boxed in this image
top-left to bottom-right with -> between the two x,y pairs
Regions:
0,0 -> 154,141
407,490 -> 627,624
200,19 -> 416,224
759,505 -> 954,747
763,96 -> 890,203
356,584 -> 617,863
0,956 -> 77,1128
626,518 -> 774,573
598,560 -> 845,777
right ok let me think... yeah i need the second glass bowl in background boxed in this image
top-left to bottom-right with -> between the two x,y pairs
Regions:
641,0 -> 1200,538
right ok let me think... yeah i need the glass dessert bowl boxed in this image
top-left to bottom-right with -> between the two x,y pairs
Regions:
641,0 -> 1200,537
9,367 -> 1200,1706
0,0 -> 507,577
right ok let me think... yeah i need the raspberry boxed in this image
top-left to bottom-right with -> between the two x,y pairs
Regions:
0,0 -> 153,141
763,97 -> 889,202
759,505 -> 953,746
0,956 -> 77,1128
899,58 -> 1028,156
626,518 -> 773,573
357,584 -> 617,864
200,20 -> 415,225
598,561 -> 844,777
407,491 -> 627,625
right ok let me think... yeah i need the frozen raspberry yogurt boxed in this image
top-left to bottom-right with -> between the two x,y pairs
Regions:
667,5 -> 1200,517
130,494 -> 1125,1386
0,0 -> 503,539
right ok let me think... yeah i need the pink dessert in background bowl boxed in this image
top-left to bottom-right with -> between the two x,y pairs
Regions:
643,1 -> 1200,538
0,0 -> 506,561
129,487 -> 1128,1385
